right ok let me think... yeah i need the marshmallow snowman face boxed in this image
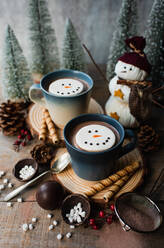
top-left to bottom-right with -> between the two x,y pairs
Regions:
75,124 -> 116,152
49,78 -> 84,96
115,61 -> 147,81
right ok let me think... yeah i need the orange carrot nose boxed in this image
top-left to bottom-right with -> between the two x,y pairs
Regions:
64,86 -> 71,88
92,135 -> 102,138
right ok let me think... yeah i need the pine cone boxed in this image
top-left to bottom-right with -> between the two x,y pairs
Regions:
137,125 -> 160,153
30,144 -> 55,164
0,100 -> 26,136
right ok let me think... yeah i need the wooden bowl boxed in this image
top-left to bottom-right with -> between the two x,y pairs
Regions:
61,193 -> 91,226
13,158 -> 38,182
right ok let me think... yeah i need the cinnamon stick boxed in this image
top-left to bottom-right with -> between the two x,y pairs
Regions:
44,109 -> 59,144
84,161 -> 140,197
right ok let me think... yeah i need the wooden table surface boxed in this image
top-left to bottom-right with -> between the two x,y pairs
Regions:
0,65 -> 164,248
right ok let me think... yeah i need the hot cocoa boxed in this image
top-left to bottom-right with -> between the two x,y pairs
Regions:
48,77 -> 89,97
69,121 -> 120,152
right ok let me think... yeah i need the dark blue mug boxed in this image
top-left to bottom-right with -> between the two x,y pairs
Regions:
64,113 -> 136,181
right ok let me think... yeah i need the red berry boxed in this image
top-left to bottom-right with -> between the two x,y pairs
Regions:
24,131 -> 28,135
92,225 -> 98,230
21,129 -> 25,134
110,204 -> 115,211
27,135 -> 32,141
17,135 -> 22,139
99,210 -> 105,218
89,218 -> 95,225
106,216 -> 113,224
14,140 -> 21,145
21,141 -> 26,147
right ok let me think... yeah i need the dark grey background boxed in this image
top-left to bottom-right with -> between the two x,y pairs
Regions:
0,0 -> 154,65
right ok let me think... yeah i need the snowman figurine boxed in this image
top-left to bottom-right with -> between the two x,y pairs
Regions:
105,36 -> 152,128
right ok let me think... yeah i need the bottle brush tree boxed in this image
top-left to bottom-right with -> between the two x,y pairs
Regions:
1,25 -> 32,101
145,0 -> 164,86
106,0 -> 138,81
27,0 -> 60,75
61,18 -> 86,72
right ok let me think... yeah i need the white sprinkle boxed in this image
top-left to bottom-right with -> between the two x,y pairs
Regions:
7,202 -> 12,207
32,217 -> 37,223
77,215 -> 82,223
70,225 -> 75,229
3,178 -> 9,184
48,224 -> 54,231
29,223 -> 34,230
0,171 -> 5,176
74,206 -> 78,211
79,211 -> 86,218
70,209 -> 74,216
56,233 -> 63,240
77,202 -> 82,209
53,220 -> 58,226
73,214 -> 77,221
22,223 -> 28,232
47,213 -> 53,219
17,198 -> 23,203
0,184 -> 5,190
8,183 -> 13,188
66,232 -> 72,238
68,217 -> 73,223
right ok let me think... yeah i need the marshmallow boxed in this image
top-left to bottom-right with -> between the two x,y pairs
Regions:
0,171 -> 5,176
56,233 -> 63,240
53,220 -> 58,226
0,184 -> 5,190
8,183 -> 13,188
66,232 -> 72,238
70,225 -> 75,229
3,178 -> 9,184
47,213 -> 53,219
48,225 -> 54,231
22,223 -> 28,232
32,217 -> 37,223
49,78 -> 84,97
7,202 -> 12,207
29,224 -> 34,230
75,124 -> 116,152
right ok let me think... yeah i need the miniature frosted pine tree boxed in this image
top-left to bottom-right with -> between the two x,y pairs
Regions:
27,0 -> 60,75
61,18 -> 86,72
106,0 -> 138,81
145,0 -> 164,86
1,25 -> 32,101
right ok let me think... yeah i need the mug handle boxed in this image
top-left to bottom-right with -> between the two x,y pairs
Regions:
29,84 -> 46,107
118,129 -> 137,158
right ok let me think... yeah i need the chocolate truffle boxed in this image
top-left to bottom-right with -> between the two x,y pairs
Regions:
36,181 -> 64,210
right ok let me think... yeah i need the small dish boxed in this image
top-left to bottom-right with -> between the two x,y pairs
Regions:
13,158 -> 38,182
61,193 -> 91,226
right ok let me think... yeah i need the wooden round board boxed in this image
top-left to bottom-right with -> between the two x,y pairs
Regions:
52,146 -> 144,204
27,98 -> 144,204
28,98 -> 104,139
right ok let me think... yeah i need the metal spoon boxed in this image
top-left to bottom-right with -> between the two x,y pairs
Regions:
4,152 -> 71,202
